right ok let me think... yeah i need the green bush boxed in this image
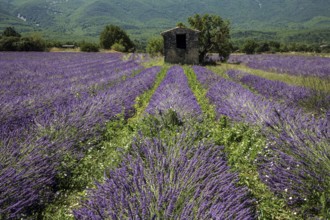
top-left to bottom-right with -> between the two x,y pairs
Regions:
111,42 -> 125,52
80,42 -> 99,52
99,24 -> 134,52
0,29 -> 46,51
2,27 -> 21,38
17,35 -> 46,51
146,37 -> 163,56
242,39 -> 259,54
0,36 -> 20,51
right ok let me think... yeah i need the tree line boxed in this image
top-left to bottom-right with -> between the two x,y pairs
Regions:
0,27 -> 46,51
1,14 -> 329,58
237,39 -> 330,54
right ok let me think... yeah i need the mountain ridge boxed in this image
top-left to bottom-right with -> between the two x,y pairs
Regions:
1,0 -> 330,43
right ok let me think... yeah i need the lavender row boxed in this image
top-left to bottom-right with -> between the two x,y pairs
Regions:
74,131 -> 256,219
228,54 -> 330,78
193,66 -> 329,215
0,66 -> 161,219
146,66 -> 201,117
0,53 -> 139,107
0,53 -> 142,140
193,66 -> 328,134
226,70 -> 315,106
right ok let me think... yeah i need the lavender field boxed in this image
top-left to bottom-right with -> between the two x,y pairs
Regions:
228,54 -> 330,78
0,52 -> 329,219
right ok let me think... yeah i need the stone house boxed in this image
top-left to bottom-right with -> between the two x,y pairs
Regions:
161,27 -> 200,64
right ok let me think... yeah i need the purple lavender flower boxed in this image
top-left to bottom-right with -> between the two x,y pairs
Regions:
146,66 -> 202,117
228,54 -> 330,78
74,131 -> 256,219
193,66 -> 330,215
226,69 -> 313,107
0,52 -> 160,218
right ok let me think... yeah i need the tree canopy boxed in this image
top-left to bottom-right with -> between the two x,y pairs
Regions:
146,37 -> 163,56
188,14 -> 231,63
99,25 -> 134,52
0,27 -> 46,51
2,27 -> 21,38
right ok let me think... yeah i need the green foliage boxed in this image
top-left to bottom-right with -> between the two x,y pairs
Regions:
146,37 -> 163,56
17,34 -> 46,51
0,30 -> 46,51
79,41 -> 99,52
242,39 -> 259,54
111,42 -> 125,52
176,22 -> 187,28
2,0 -> 330,45
99,24 -> 134,52
0,36 -> 20,51
2,27 -> 21,37
132,39 -> 147,53
187,14 -> 232,63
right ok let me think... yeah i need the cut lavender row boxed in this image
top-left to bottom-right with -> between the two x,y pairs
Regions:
193,66 -> 329,214
0,66 -> 161,219
226,69 -> 313,106
146,66 -> 201,117
228,54 -> 330,78
74,132 -> 256,219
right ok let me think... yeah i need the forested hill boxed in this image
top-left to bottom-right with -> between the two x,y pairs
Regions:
1,0 -> 330,42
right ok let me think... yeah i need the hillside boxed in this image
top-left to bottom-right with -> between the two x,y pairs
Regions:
1,0 -> 330,43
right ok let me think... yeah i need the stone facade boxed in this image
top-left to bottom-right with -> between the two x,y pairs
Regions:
161,27 -> 200,65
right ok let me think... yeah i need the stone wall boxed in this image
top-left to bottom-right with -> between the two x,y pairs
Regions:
162,27 -> 200,65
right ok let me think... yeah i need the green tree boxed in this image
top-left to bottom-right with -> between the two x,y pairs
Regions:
187,14 -> 231,63
256,42 -> 270,53
19,33 -> 46,51
80,41 -> 99,52
0,36 -> 20,51
176,22 -> 187,28
99,25 -> 134,52
146,37 -> 163,56
242,39 -> 259,54
2,27 -> 21,37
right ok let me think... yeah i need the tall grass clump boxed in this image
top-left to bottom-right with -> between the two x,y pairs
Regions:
300,76 -> 330,113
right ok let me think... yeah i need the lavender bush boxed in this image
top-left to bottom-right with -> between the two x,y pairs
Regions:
74,116 -> 256,220
146,66 -> 201,117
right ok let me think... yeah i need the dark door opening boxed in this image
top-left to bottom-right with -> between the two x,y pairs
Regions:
176,34 -> 186,49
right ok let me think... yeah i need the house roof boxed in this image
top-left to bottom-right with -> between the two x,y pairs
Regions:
161,27 -> 200,35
